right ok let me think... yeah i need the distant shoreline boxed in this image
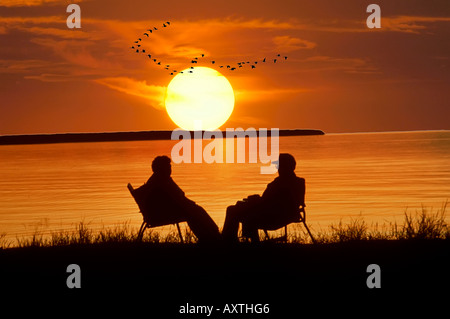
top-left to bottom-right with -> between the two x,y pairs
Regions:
0,129 -> 325,145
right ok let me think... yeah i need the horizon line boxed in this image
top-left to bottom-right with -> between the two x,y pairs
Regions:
2,128 -> 449,137
0,128 -> 325,146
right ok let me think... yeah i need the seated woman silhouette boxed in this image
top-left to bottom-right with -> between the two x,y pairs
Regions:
136,155 -> 220,242
222,153 -> 305,242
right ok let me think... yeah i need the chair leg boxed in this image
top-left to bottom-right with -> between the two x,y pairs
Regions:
283,225 -> 288,243
176,223 -> 184,243
302,221 -> 316,244
137,221 -> 147,242
263,228 -> 288,242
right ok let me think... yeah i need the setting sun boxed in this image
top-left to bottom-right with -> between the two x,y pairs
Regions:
164,67 -> 235,131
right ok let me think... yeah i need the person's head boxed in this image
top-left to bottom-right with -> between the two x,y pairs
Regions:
151,155 -> 172,177
277,153 -> 296,176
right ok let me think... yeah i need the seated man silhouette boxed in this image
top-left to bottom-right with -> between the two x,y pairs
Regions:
135,155 -> 220,242
222,153 -> 305,242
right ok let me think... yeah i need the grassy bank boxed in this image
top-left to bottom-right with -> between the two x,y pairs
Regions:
1,205 -> 449,314
1,234 -> 449,313
2,203 -> 448,249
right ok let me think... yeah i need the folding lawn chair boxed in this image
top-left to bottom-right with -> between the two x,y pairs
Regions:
260,205 -> 316,243
127,183 -> 186,242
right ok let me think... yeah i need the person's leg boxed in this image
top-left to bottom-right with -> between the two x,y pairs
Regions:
241,209 -> 262,242
241,222 -> 260,242
184,201 -> 221,242
222,205 -> 242,242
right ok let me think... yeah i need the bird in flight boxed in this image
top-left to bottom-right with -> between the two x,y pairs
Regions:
131,21 -> 290,76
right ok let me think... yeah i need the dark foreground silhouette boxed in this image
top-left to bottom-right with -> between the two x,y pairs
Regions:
2,240 -> 449,315
223,153 -> 314,242
129,155 -> 220,243
130,153 -> 315,243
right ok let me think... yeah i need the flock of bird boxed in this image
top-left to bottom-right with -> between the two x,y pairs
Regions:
130,21 -> 289,75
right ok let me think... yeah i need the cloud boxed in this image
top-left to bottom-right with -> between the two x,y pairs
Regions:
95,77 -> 167,110
300,56 -> 381,74
194,17 -> 297,30
273,36 -> 316,52
233,15 -> 450,34
381,16 -> 450,34
235,87 -> 312,103
23,73 -> 75,82
111,18 -> 311,61
0,15 -> 62,26
0,59 -> 59,73
0,0 -> 84,7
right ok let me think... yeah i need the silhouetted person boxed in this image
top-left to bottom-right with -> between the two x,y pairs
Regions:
222,153 -> 305,242
136,156 -> 220,243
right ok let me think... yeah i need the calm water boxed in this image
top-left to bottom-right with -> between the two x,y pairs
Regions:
1,131 -> 449,243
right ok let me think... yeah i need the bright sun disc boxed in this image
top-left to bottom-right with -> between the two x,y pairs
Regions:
165,66 -> 235,131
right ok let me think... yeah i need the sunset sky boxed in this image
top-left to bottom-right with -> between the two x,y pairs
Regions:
1,0 -> 449,134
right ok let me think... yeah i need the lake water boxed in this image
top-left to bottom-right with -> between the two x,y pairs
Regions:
1,131 -> 449,243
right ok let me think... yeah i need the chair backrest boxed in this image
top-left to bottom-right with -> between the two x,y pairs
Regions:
127,183 -> 134,194
127,183 -> 149,217
127,182 -> 187,227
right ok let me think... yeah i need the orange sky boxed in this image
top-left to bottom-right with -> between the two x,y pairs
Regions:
0,0 -> 449,134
